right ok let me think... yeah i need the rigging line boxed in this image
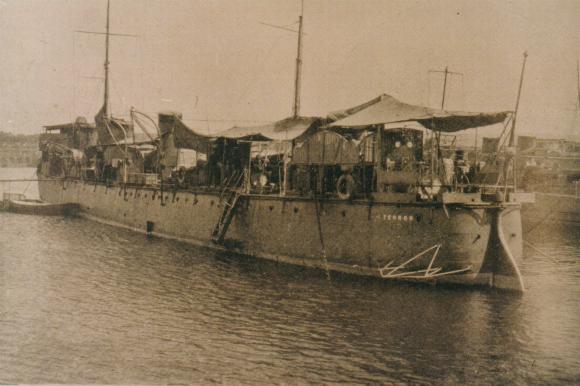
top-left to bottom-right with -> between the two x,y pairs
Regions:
280,20 -> 300,28
236,33 -> 286,102
103,119 -> 127,157
335,19 -> 391,73
132,115 -> 156,141
111,81 -> 126,116
126,110 -> 274,123
259,22 -> 301,34
523,240 -> 558,264
131,108 -> 160,138
478,115 -> 513,186
524,208 -> 556,236
182,118 -> 273,123
22,168 -> 37,195
74,30 -> 138,38
521,191 -> 574,235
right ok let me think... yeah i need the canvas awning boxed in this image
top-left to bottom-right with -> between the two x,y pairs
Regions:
327,94 -> 511,132
158,112 -> 214,153
220,116 -> 323,141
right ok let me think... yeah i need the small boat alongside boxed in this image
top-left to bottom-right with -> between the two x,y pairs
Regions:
2,193 -> 78,216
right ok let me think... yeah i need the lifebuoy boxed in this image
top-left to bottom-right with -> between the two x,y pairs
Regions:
336,173 -> 355,200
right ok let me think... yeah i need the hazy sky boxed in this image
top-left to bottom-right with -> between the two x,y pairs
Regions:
0,0 -> 578,137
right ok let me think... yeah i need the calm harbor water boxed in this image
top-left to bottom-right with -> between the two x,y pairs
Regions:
1,168 -> 579,384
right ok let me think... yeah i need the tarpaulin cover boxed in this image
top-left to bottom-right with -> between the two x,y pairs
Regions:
158,112 -> 214,154
94,105 -> 134,146
328,94 -> 511,132
250,141 -> 293,158
292,131 -> 360,165
220,116 -> 323,141
103,146 -> 144,173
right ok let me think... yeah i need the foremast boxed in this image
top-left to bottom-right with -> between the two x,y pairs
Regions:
103,0 -> 111,119
292,1 -> 304,118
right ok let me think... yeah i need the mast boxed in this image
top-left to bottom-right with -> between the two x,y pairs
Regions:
428,65 -> 461,176
509,51 -> 528,148
508,51 -> 528,191
103,0 -> 111,118
292,1 -> 304,118
441,66 -> 449,110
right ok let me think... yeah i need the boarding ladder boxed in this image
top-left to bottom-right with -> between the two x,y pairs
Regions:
211,171 -> 244,244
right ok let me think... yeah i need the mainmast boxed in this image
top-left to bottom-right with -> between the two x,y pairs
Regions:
292,1 -> 304,118
103,0 -> 111,118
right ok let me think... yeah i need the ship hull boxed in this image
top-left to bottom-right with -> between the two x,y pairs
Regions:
38,178 -> 525,291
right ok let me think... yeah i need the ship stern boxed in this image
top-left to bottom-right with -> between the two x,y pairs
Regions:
478,204 -> 525,292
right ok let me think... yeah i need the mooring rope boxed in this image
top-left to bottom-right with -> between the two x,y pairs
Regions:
522,192 -> 571,235
523,239 -> 559,264
22,169 -> 38,195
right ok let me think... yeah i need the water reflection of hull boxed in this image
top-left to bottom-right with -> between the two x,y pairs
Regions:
39,179 -> 525,291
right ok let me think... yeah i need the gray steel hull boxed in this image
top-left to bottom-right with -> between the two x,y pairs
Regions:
38,179 -> 525,291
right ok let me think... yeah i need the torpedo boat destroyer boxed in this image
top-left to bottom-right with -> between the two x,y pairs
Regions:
37,2 -> 533,292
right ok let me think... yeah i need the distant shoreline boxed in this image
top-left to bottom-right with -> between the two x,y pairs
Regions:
0,131 -> 40,168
